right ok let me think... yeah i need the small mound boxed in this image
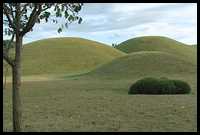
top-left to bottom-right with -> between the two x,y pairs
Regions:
128,77 -> 191,94
87,51 -> 196,79
116,36 -> 196,63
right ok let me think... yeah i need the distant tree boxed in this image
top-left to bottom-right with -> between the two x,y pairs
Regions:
3,3 -> 83,131
112,43 -> 118,48
112,43 -> 115,47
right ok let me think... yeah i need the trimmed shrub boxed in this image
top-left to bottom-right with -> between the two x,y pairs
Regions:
172,80 -> 191,94
129,77 -> 191,94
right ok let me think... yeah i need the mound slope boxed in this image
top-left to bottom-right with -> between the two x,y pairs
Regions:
5,37 -> 126,75
87,51 -> 196,79
116,36 -> 196,63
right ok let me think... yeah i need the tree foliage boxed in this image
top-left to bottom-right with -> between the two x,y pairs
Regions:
3,3 -> 83,36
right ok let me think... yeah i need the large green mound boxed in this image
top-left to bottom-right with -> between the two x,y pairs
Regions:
116,36 -> 196,63
87,51 -> 196,79
5,37 -> 126,76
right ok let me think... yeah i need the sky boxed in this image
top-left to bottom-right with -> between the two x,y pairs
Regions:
4,3 -> 197,45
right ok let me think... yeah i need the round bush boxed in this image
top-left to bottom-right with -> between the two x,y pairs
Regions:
129,77 -> 191,94
172,80 -> 191,94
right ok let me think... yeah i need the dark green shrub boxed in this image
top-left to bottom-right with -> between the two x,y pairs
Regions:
156,79 -> 175,94
129,77 -> 191,94
172,80 -> 191,94
129,77 -> 160,94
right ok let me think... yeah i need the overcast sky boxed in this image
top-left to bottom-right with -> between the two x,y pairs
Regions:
4,3 -> 197,45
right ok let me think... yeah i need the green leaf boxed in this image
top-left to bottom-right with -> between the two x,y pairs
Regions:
64,11 -> 69,18
58,28 -> 62,33
78,17 -> 82,24
75,16 -> 79,20
61,5 -> 65,11
40,15 -> 45,19
44,11 -> 51,18
74,5 -> 81,12
54,5 -> 57,11
45,18 -> 48,22
52,19 -> 58,24
65,23 -> 68,28
56,7 -> 61,17
68,15 -> 74,22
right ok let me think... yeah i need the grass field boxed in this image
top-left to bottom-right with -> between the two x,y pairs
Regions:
3,36 -> 197,132
3,74 -> 197,132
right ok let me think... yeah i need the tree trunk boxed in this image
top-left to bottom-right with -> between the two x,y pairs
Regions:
12,35 -> 22,132
3,64 -> 8,90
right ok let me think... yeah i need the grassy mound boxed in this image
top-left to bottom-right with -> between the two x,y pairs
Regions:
116,36 -> 197,63
4,37 -> 125,76
87,51 -> 196,79
128,77 -> 191,94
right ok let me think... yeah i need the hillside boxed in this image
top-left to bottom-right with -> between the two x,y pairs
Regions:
87,51 -> 196,79
4,37 -> 126,76
116,36 -> 197,63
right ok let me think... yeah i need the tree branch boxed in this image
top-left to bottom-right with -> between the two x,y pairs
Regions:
3,33 -> 15,66
8,3 -> 15,20
21,3 -> 30,13
20,3 -> 42,36
3,34 -> 15,67
3,50 -> 14,67
3,3 -> 16,30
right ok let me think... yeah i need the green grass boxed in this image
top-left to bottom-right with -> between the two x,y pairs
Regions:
3,75 -> 197,132
116,36 -> 197,63
4,37 -> 125,76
